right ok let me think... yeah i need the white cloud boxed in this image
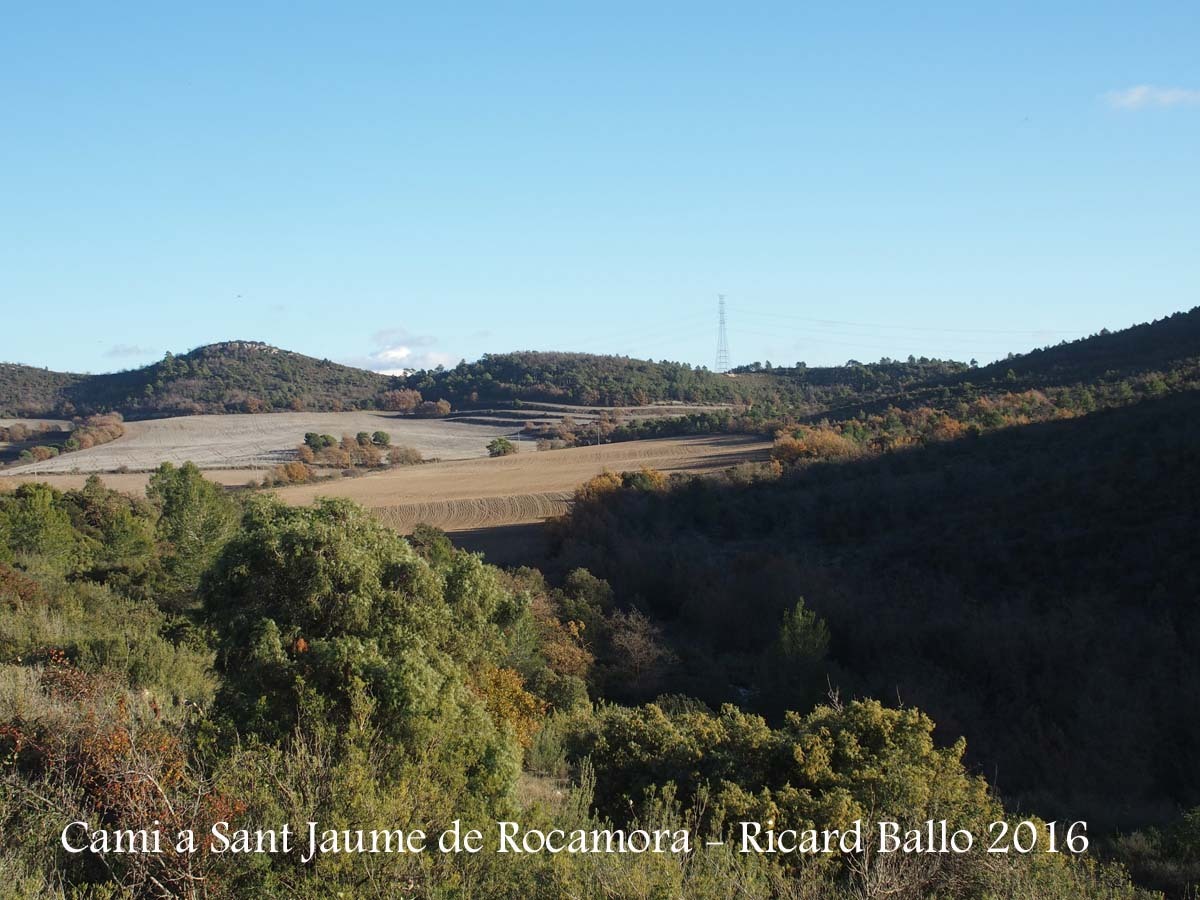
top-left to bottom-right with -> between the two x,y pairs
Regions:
343,327 -> 457,375
1104,85 -> 1200,110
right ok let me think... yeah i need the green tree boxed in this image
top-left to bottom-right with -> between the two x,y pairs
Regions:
203,496 -> 520,804
146,462 -> 238,610
0,483 -> 83,573
63,475 -> 157,590
760,598 -> 830,713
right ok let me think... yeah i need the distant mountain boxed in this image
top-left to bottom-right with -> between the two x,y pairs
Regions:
0,342 -> 395,418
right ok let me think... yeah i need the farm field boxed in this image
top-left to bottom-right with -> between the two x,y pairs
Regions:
2,412 -> 515,475
273,434 -> 772,534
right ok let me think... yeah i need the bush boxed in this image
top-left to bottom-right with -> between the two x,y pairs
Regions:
303,432 -> 337,451
488,437 -> 517,457
414,399 -> 452,418
387,445 -> 422,466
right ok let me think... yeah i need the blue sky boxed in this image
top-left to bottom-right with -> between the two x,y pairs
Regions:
2,2 -> 1197,374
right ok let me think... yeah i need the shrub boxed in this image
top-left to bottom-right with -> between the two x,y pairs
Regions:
303,433 -> 337,451
387,446 -> 422,466
488,437 -> 516,457
378,388 -> 422,412
414,399 -> 452,418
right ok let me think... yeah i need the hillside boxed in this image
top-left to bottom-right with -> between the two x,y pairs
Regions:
0,364 -> 83,417
552,388 -> 1200,830
0,342 -> 396,418
404,350 -> 741,406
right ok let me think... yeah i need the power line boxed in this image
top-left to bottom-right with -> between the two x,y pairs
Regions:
715,295 -> 730,373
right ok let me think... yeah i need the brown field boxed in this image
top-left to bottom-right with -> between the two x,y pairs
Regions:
273,434 -> 771,533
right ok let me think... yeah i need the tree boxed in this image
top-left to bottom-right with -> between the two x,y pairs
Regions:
378,388 -> 422,412
146,462 -> 238,610
487,437 -> 516,457
601,608 -> 676,699
304,432 -> 336,450
760,598 -> 829,713
0,483 -> 83,573
203,497 -> 521,801
371,430 -> 390,446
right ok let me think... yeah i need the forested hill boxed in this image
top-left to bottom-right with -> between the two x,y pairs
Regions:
969,306 -> 1200,388
403,351 -> 739,406
0,342 -> 395,418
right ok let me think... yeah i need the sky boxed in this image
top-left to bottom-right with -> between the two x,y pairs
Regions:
2,2 -> 1197,374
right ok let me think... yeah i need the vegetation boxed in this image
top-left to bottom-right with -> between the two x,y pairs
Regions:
1,309 -> 1198,896
405,351 -> 739,406
526,308 -> 1200,449
0,470 -> 1164,898
552,389 -> 1200,837
1,415 -> 125,468
488,436 -> 517,457
0,342 -> 436,418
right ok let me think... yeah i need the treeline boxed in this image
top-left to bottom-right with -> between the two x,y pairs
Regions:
0,469 -> 1160,897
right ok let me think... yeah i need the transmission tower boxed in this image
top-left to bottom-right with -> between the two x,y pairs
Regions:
715,295 -> 730,373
